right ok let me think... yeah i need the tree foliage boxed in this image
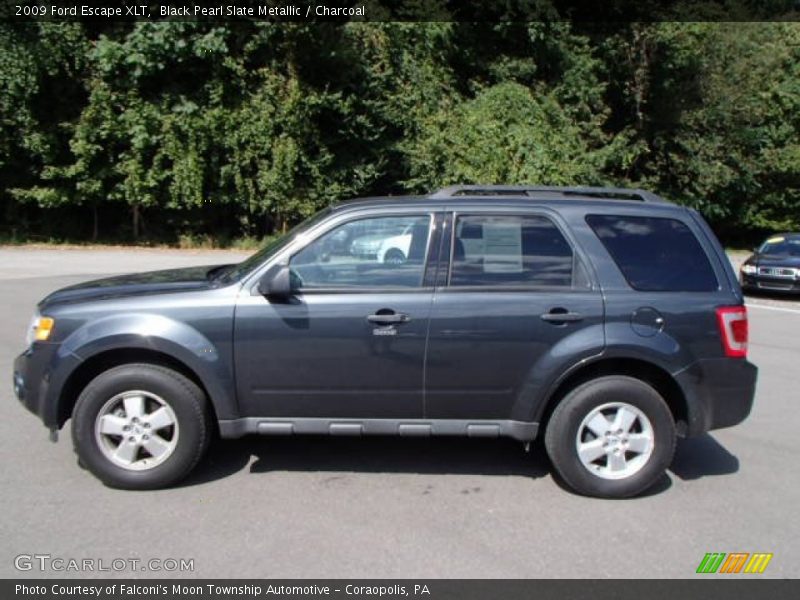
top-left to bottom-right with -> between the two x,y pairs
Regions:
0,21 -> 798,244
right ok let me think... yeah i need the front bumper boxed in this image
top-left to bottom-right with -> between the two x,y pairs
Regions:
674,357 -> 758,437
741,273 -> 800,294
13,343 -> 63,429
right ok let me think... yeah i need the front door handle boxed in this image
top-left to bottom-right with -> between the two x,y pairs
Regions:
367,312 -> 411,325
541,309 -> 584,323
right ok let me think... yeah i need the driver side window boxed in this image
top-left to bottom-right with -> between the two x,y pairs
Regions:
289,215 -> 432,289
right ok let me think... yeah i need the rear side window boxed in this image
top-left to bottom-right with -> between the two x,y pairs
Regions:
450,214 -> 586,288
586,215 -> 718,292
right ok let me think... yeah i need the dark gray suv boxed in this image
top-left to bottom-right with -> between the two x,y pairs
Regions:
13,185 -> 757,497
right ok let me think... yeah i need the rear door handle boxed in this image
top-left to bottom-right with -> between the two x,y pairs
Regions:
367,312 -> 411,325
540,309 -> 584,323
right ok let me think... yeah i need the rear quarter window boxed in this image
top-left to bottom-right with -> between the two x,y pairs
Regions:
586,214 -> 718,292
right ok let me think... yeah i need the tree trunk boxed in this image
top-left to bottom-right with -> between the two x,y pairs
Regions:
277,214 -> 287,234
132,205 -> 140,240
92,204 -> 99,242
628,24 -> 652,133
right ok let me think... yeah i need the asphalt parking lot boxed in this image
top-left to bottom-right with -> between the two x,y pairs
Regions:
1,247 -> 798,579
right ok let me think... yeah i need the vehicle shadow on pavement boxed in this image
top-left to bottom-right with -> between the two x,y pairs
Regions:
181,436 -> 551,486
180,434 -> 737,490
669,434 -> 739,480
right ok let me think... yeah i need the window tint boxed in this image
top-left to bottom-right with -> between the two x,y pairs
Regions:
289,215 -> 431,289
586,215 -> 718,292
449,215 -> 579,288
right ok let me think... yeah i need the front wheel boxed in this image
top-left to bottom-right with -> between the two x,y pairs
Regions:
72,363 -> 211,490
544,376 -> 676,498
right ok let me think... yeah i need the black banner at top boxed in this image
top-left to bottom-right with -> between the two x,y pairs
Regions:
2,0 -> 800,22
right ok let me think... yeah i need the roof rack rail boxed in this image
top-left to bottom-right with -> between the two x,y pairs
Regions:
428,184 -> 669,203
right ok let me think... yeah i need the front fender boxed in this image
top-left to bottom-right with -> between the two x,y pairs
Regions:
48,313 -> 236,423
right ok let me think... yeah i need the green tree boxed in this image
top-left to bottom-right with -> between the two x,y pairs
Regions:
1,21 -> 798,245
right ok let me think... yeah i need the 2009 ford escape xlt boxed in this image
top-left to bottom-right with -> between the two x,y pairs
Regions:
13,185 -> 757,497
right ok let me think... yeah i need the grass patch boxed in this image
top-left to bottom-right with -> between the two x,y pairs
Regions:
0,233 -> 271,251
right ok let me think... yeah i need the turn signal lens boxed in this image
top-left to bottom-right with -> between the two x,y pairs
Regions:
33,317 -> 55,342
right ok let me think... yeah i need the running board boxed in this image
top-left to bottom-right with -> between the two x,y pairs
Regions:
218,418 -> 538,442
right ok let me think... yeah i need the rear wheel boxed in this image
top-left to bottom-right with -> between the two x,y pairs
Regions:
72,363 -> 211,489
544,375 -> 676,498
384,248 -> 406,265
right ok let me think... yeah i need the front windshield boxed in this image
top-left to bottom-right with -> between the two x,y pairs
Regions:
758,236 -> 800,257
219,208 -> 332,283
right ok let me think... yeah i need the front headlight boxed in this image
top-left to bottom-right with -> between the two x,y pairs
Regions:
25,312 -> 55,346
741,264 -> 757,275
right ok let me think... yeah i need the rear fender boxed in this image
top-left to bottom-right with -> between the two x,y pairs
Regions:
510,323 -> 605,421
526,324 -> 692,426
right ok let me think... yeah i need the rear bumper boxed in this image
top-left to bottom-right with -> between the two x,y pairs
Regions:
674,357 -> 758,437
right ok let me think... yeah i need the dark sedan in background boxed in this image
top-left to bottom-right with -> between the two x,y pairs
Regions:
741,233 -> 800,295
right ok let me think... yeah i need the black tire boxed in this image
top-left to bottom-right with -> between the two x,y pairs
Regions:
544,375 -> 676,498
72,363 -> 211,490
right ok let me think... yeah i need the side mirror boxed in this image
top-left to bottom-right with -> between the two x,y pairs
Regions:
258,265 -> 293,301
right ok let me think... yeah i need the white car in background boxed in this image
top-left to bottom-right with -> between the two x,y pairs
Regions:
376,224 -> 415,264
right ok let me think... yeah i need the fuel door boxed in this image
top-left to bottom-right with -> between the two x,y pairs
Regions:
631,306 -> 665,337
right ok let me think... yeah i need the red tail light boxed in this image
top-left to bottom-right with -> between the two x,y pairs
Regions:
716,306 -> 748,358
